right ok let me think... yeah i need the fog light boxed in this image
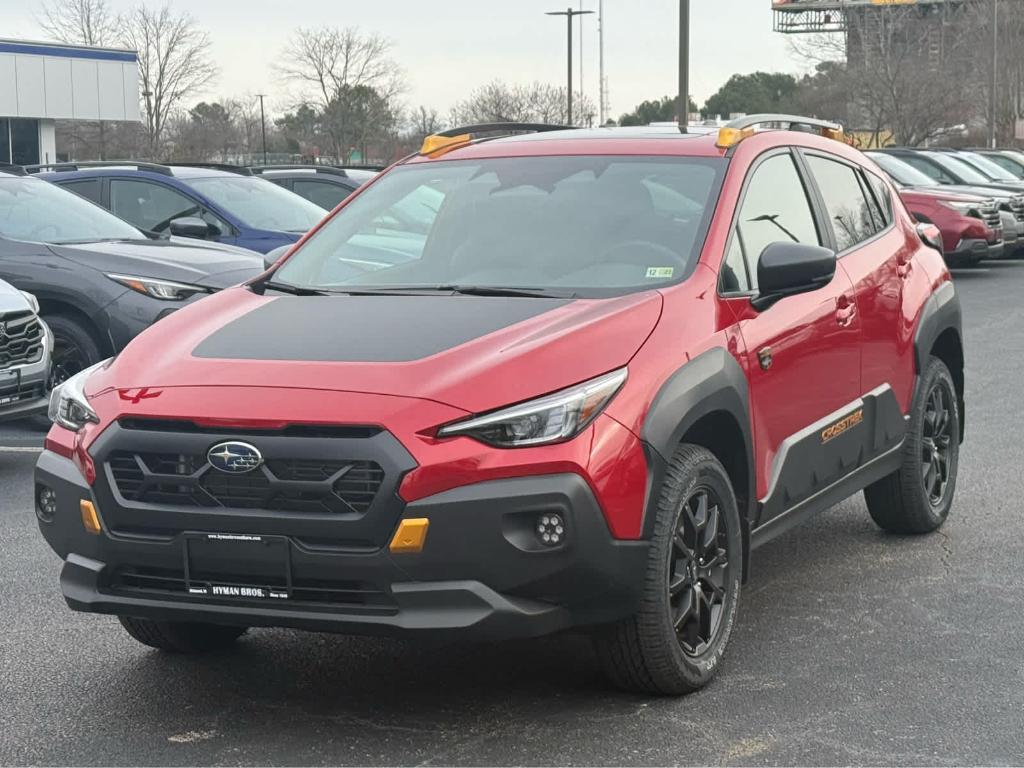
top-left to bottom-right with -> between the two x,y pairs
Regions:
36,485 -> 58,522
535,513 -> 565,547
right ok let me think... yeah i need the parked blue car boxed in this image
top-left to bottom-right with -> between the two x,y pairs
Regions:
28,162 -> 326,255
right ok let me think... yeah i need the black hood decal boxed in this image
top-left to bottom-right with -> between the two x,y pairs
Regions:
192,295 -> 572,363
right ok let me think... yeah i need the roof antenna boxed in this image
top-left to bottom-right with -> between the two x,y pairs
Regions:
678,0 -> 690,134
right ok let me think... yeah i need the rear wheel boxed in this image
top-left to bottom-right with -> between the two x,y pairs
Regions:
864,356 -> 960,533
118,616 -> 247,653
593,444 -> 742,695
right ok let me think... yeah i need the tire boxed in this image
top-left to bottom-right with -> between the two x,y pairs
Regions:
43,313 -> 103,388
864,356 -> 960,534
593,444 -> 742,695
118,616 -> 247,653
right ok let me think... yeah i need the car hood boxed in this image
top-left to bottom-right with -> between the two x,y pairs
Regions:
166,236 -> 261,258
900,188 -> 991,204
47,239 -> 264,287
0,278 -> 32,314
89,287 -> 663,414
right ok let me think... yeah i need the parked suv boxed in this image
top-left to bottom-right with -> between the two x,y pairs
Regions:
0,167 -> 263,384
250,166 -> 366,210
35,118 -> 964,695
0,279 -> 51,421
868,150 -> 1024,256
30,162 -> 326,255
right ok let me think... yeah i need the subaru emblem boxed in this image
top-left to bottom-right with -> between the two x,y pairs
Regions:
207,441 -> 263,474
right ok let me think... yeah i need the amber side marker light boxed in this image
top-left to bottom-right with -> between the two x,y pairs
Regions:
390,518 -> 430,553
80,500 -> 102,535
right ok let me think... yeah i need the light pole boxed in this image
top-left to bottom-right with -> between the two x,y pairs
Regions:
547,7 -> 594,125
678,0 -> 690,133
256,93 -> 269,166
989,0 -> 998,149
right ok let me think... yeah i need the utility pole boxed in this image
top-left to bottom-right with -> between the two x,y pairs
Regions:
547,7 -> 594,125
990,0 -> 998,149
599,0 -> 606,125
678,0 -> 690,133
256,93 -> 269,166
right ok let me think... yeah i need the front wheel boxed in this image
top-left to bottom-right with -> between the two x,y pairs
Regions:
593,444 -> 742,695
44,314 -> 103,388
864,356 -> 960,533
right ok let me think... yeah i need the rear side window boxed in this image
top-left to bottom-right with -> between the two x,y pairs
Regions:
722,153 -> 821,293
61,178 -> 103,206
865,172 -> 893,227
806,155 -> 880,252
293,179 -> 354,210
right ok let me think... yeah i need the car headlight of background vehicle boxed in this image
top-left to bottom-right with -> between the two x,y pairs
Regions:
107,274 -> 212,301
18,290 -> 40,314
48,359 -> 111,431
939,200 -> 979,214
438,368 -> 628,447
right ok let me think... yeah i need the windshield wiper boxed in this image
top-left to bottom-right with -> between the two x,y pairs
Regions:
261,280 -> 335,296
336,285 -> 575,298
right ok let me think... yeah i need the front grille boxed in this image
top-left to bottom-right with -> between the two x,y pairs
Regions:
107,566 -> 396,610
977,201 -> 1002,231
1009,196 -> 1024,223
0,311 -> 44,367
109,450 -> 386,515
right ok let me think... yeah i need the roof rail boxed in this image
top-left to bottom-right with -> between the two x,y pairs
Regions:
337,164 -> 386,172
250,165 -> 349,177
420,122 -> 574,156
0,162 -> 26,176
716,114 -> 845,149
163,162 -> 252,176
24,160 -> 173,175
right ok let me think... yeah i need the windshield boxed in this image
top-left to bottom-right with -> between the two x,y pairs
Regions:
925,153 -> 991,184
958,151 -> 1019,182
188,176 -> 326,233
273,155 -> 726,297
867,153 -> 936,187
0,176 -> 144,244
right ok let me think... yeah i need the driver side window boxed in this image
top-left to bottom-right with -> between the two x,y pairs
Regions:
110,179 -> 204,233
722,153 -> 821,293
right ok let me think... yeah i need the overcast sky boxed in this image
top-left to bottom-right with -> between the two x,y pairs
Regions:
0,0 -> 807,120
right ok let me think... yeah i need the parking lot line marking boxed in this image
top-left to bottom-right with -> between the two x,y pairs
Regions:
0,447 -> 43,453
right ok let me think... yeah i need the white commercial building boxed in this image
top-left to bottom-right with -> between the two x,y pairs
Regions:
0,38 -> 141,166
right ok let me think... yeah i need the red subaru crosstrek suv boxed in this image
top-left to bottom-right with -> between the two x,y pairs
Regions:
36,117 -> 964,694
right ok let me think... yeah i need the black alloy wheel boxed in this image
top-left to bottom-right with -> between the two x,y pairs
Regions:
50,335 -> 91,388
921,379 -> 955,507
669,486 -> 731,657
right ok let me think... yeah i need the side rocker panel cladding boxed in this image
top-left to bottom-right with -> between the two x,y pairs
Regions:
757,384 -> 906,524
639,347 -> 754,541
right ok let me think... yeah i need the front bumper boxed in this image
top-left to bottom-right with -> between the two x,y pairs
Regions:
946,237 -> 1003,265
0,320 -> 51,422
35,451 -> 649,639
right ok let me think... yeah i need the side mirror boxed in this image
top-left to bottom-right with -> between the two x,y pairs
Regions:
169,216 -> 214,239
916,222 -> 944,253
752,241 -> 837,311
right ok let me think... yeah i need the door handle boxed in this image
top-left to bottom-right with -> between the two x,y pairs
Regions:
897,255 -> 913,278
836,294 -> 857,326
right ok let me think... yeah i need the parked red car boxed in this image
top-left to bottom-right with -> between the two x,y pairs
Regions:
898,187 -> 1003,266
36,116 -> 964,695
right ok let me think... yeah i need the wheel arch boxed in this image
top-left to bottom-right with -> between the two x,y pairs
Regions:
37,298 -> 113,357
640,347 -> 755,581
914,280 -> 964,442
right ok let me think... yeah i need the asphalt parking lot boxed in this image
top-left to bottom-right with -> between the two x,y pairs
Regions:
2,263 -> 1023,767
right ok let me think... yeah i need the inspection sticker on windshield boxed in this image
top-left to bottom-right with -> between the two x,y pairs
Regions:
646,267 -> 674,279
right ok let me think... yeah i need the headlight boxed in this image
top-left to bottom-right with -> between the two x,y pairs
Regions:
939,200 -> 978,214
19,290 -> 40,314
47,359 -> 110,431
107,274 -> 211,301
438,368 -> 628,448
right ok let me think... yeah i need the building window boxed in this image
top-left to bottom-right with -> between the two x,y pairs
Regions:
10,119 -> 40,166
0,119 -> 10,164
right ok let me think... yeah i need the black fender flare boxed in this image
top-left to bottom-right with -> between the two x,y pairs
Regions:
639,347 -> 755,579
913,280 -> 965,438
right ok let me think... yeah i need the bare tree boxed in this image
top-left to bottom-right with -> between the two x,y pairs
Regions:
38,0 -> 118,46
120,4 -> 217,156
449,81 -> 597,127
277,27 -> 404,161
